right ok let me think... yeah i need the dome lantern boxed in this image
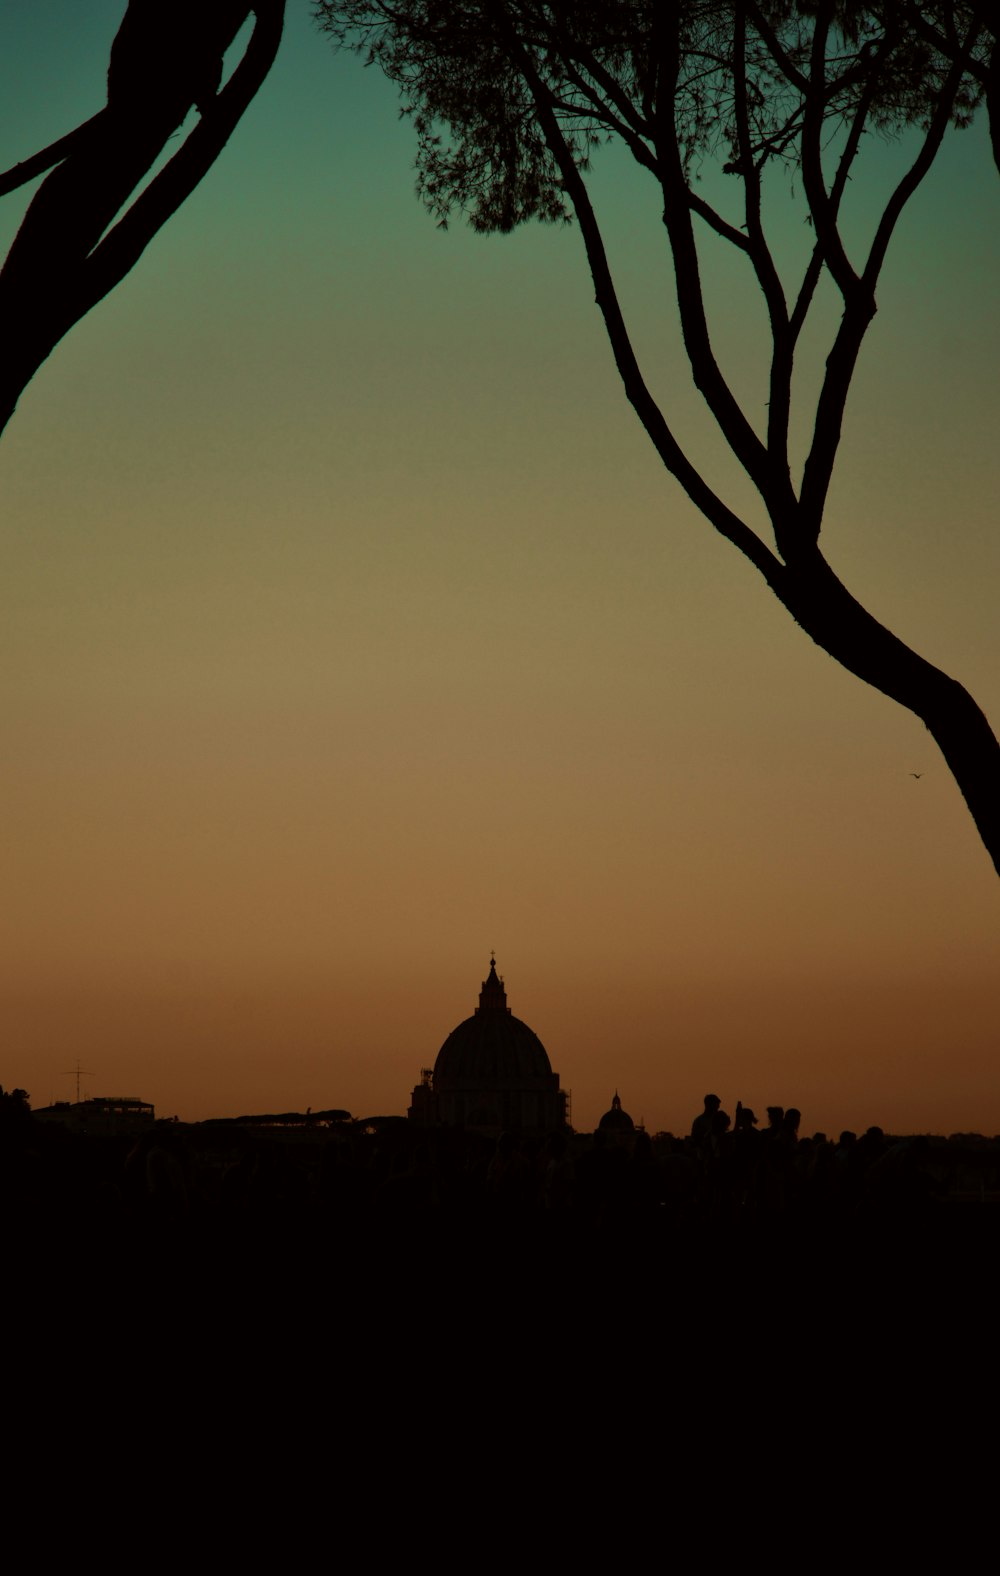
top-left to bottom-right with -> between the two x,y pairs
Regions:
476,957 -> 510,1016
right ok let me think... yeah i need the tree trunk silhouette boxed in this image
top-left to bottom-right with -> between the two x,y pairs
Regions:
0,1 -> 285,435
773,550 -> 1000,876
317,2 -> 1000,875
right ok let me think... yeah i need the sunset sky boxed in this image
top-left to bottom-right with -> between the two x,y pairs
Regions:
2,2 -> 998,1137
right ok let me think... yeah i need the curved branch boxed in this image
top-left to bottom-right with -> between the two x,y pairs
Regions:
0,113 -> 105,199
862,49 -> 970,288
800,7 -> 862,298
733,6 -> 792,475
0,3 -> 285,435
800,43 -> 972,532
988,32 -> 1000,175
651,24 -> 800,542
687,189 -> 752,252
507,31 -> 782,588
85,2 -> 285,302
776,547 -> 1000,877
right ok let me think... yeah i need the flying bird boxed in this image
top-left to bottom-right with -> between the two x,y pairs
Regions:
909,772 -> 924,779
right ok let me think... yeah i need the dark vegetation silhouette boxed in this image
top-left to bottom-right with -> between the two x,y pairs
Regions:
9,1089 -> 1000,1291
0,1 -> 286,435
11,1086 -> 1000,1497
316,2 -> 1000,874
907,2 -> 1000,172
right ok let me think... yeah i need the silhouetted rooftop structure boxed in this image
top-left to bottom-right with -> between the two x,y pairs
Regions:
33,1095 -> 155,1134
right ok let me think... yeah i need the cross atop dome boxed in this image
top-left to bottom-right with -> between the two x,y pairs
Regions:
477,955 -> 510,1015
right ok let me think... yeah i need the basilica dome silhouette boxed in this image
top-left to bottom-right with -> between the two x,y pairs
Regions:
408,958 -> 567,1133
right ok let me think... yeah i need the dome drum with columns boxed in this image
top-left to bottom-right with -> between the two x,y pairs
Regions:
408,958 -> 567,1133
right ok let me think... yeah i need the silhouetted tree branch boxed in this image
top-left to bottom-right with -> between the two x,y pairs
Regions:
0,116 -> 107,200
903,3 -> 999,171
0,0 -> 286,435
316,0 -> 1000,876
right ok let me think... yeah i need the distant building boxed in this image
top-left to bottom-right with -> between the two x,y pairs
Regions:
597,1091 -> 637,1150
34,1096 -> 155,1136
408,958 -> 567,1134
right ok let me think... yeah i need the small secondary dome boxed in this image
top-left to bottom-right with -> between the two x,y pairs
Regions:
598,1091 -> 635,1133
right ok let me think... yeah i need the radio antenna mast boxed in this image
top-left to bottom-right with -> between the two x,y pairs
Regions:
62,1060 -> 93,1104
